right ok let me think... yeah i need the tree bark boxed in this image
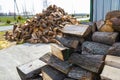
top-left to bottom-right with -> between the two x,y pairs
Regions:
92,32 -> 118,45
69,53 -> 104,73
82,41 -> 111,55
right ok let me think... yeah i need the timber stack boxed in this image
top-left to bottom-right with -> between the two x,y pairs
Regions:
12,7 -> 120,80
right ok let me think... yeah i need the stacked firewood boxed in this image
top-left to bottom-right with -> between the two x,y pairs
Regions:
16,11 -> 120,80
5,5 -> 79,44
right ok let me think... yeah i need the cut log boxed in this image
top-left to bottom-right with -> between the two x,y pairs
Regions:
69,53 -> 104,73
16,59 -> 46,80
92,32 -> 118,45
61,24 -> 91,37
101,65 -> 120,80
41,65 -> 66,80
95,20 -> 105,31
64,78 -> 76,80
100,20 -> 114,32
82,41 -> 111,55
56,35 -> 83,49
40,53 -> 72,74
108,43 -> 120,56
68,67 -> 94,80
105,55 -> 120,69
51,44 -> 73,61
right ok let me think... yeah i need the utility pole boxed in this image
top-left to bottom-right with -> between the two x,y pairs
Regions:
43,0 -> 48,9
14,0 -> 19,20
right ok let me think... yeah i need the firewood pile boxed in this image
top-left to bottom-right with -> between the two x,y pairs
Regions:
16,10 -> 120,80
5,5 -> 79,44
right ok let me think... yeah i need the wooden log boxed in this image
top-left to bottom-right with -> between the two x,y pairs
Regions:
105,55 -> 120,69
64,78 -> 76,80
101,65 -> 120,80
55,36 -> 80,49
69,53 -> 104,73
82,41 -> 111,55
100,20 -> 114,32
92,32 -> 118,45
108,43 -> 120,56
95,20 -> 105,31
68,67 -> 94,80
40,53 -> 72,74
41,65 -> 66,80
51,44 -> 73,61
16,59 -> 46,80
61,24 -> 91,37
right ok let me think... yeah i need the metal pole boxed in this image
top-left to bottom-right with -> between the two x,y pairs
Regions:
14,0 -> 16,20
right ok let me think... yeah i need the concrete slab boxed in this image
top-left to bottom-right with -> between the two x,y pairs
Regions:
0,43 -> 51,80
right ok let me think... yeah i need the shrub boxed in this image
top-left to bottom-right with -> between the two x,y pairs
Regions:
17,16 -> 22,20
6,20 -> 11,24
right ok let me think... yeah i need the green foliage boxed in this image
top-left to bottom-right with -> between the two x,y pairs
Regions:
17,15 -> 22,20
6,20 -> 11,24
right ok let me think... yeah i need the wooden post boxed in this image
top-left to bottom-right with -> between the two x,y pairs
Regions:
41,65 -> 66,80
82,41 -> 110,55
40,53 -> 72,74
16,59 -> 46,80
69,53 -> 104,73
92,32 -> 118,45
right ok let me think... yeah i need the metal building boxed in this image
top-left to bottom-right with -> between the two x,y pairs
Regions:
91,0 -> 120,21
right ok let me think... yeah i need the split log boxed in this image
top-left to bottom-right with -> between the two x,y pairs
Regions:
16,59 -> 46,80
92,32 -> 118,45
40,53 -> 72,74
100,20 -> 114,32
41,65 -> 66,80
51,44 -> 73,61
95,20 -> 105,31
68,67 -> 94,80
64,78 -> 76,80
105,55 -> 120,69
69,53 -> 104,73
108,43 -> 120,56
56,36 -> 83,49
82,41 -> 111,55
61,24 -> 91,37
101,65 -> 120,80
105,10 -> 120,20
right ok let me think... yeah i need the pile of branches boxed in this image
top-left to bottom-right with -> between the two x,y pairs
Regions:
5,5 -> 79,44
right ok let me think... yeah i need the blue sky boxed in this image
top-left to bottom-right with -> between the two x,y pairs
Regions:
0,0 -> 90,14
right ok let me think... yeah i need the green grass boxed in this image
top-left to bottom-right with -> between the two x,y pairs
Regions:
0,16 -> 26,26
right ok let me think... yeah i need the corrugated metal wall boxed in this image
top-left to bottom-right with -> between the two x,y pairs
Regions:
93,0 -> 120,21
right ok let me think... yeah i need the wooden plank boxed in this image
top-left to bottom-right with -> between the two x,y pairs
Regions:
40,53 -> 72,74
61,24 -> 91,37
51,44 -> 73,61
69,53 -> 104,73
68,67 -> 94,80
92,32 -> 118,45
105,55 -> 120,69
101,65 -> 120,80
82,41 -> 110,55
41,65 -> 66,80
108,43 -> 120,56
17,59 -> 46,80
